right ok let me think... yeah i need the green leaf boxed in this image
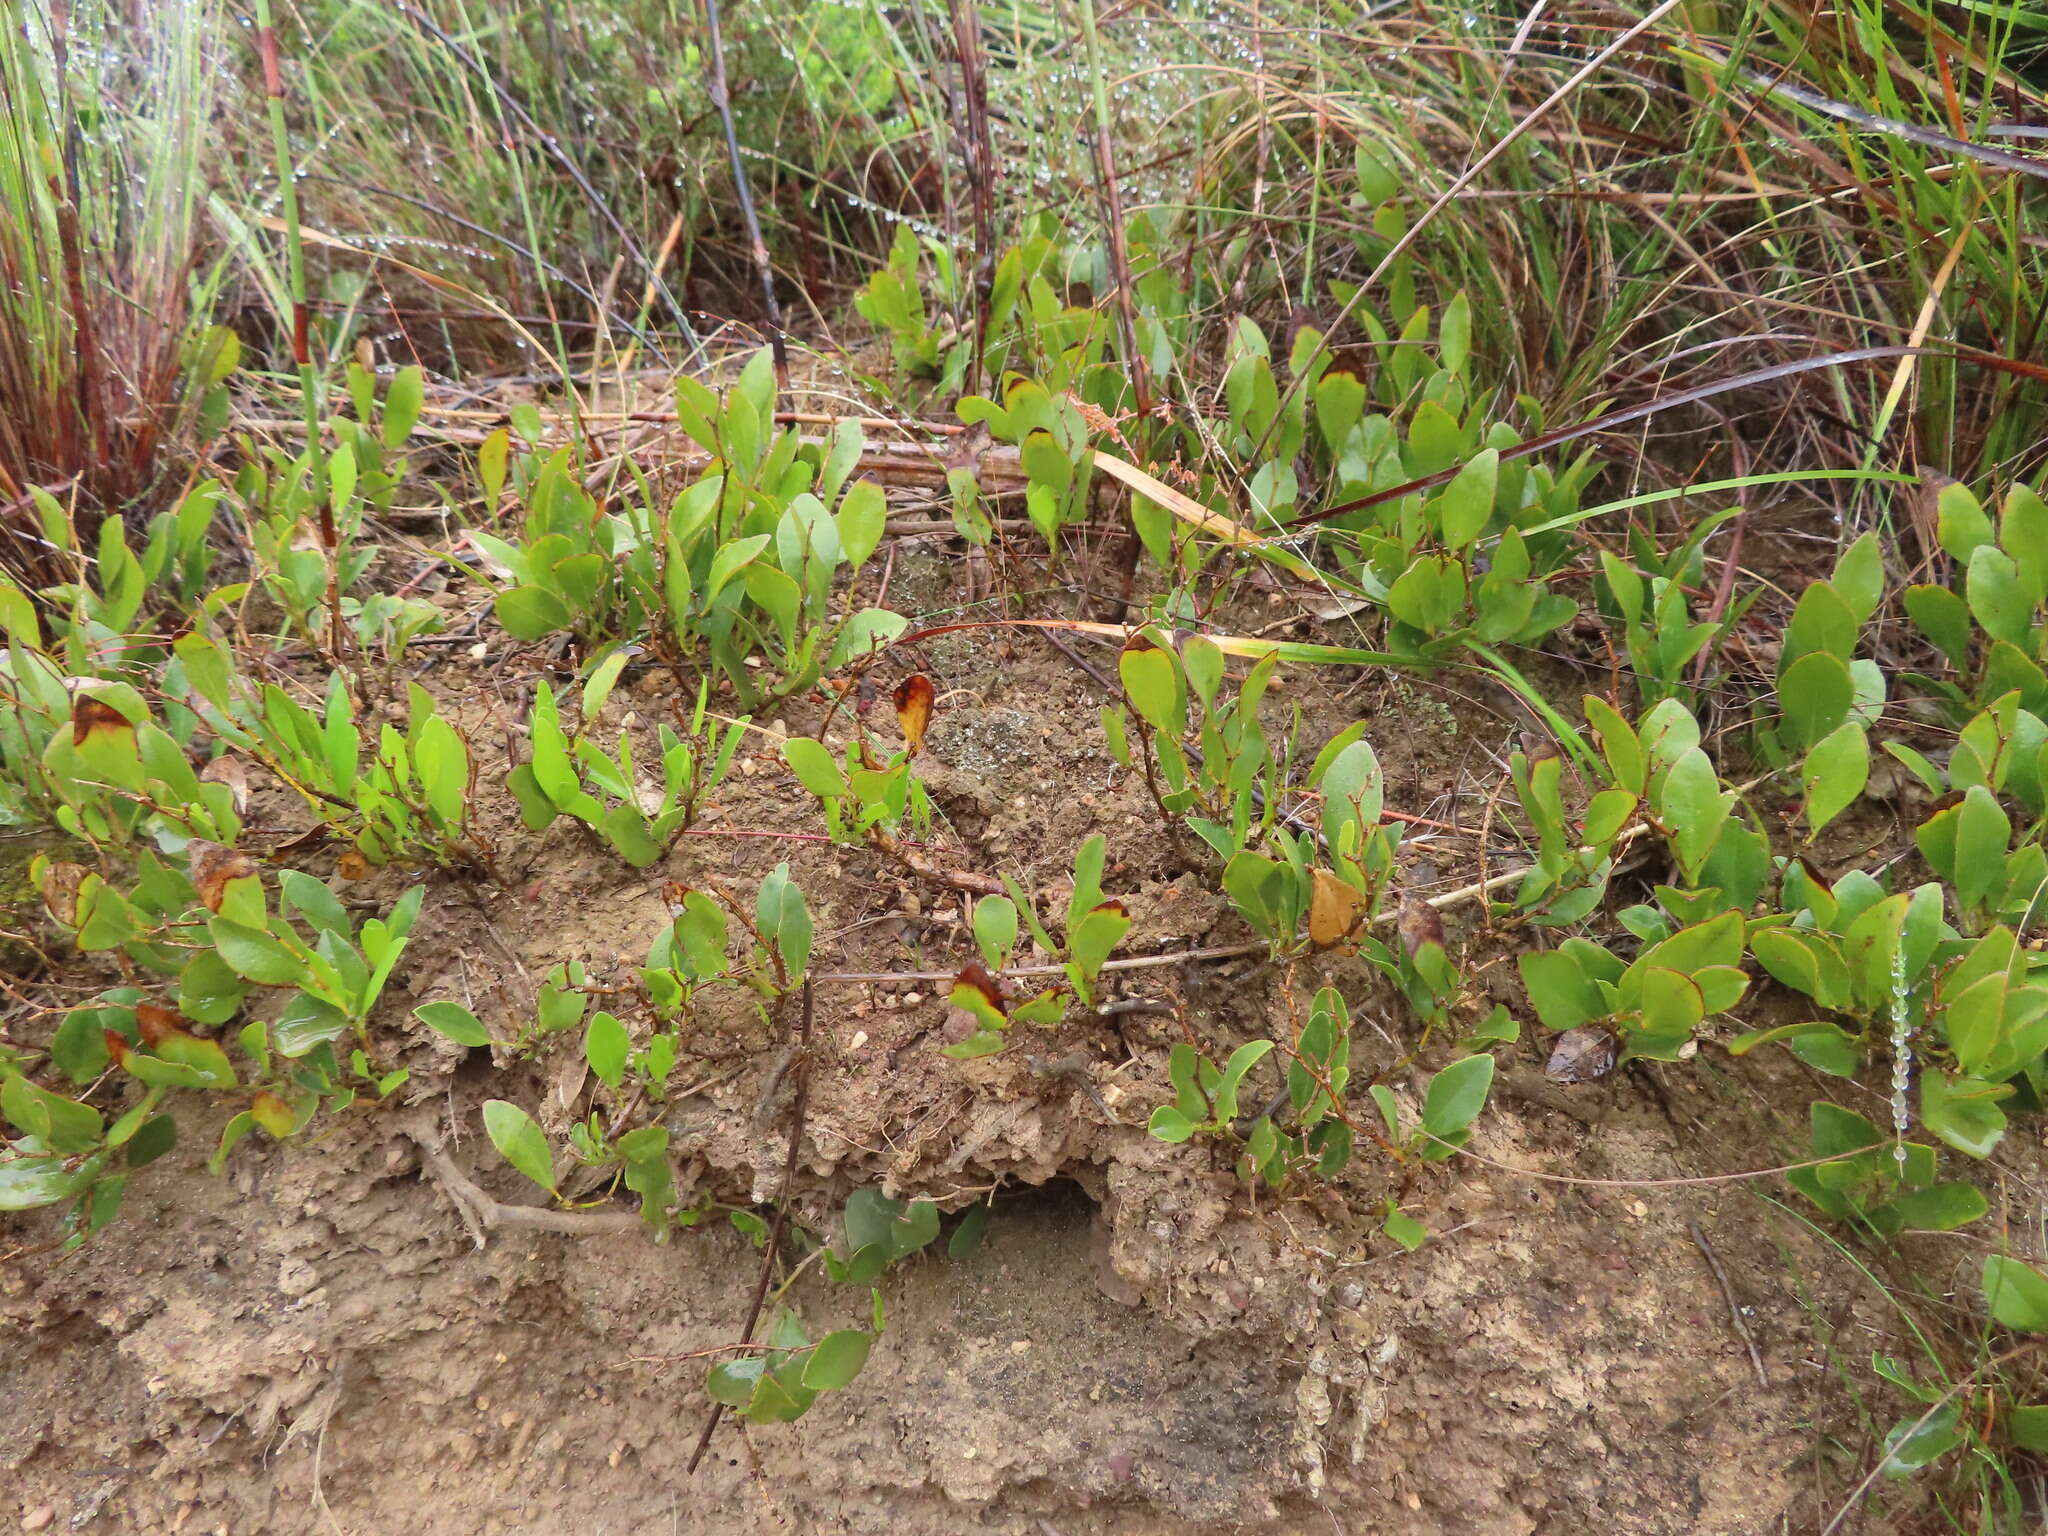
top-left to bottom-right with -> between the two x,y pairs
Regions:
272,992 -> 349,1058
1320,738 -> 1384,851
972,895 -> 1018,970
177,948 -> 248,1027
382,364 -> 425,448
279,869 -> 353,938
1983,1254 -> 2048,1331
51,1008 -> 113,1084
495,585 -> 573,640
1436,449 -> 1497,550
1119,642 -> 1183,735
1886,1182 -> 1987,1232
1658,747 -> 1731,876
757,863 -> 812,979
1438,291 -> 1471,376
836,481 -> 887,571
801,1329 -> 873,1391
415,1001 -> 491,1047
1147,1105 -> 1197,1143
783,737 -> 850,799
1382,1206 -> 1428,1252
1880,1405 -> 1964,1476
1518,948 -> 1601,1030
207,918 -> 307,987
1421,1054 -> 1495,1144
1968,545 -> 2035,647
705,533 -> 771,603
707,1356 -> 767,1408
843,1188 -> 939,1259
506,764 -> 559,832
0,1150 -> 105,1211
1385,554 -> 1466,635
2009,1405 -> 2048,1453
482,1100 -> 557,1194
1920,1072 -> 2008,1159
1902,583 -> 1973,670
1938,481 -> 1993,561
1777,651 -> 1854,750
1801,722 -> 1868,835
2,1075 -> 103,1153
584,1011 -> 629,1089
947,1203 -> 990,1260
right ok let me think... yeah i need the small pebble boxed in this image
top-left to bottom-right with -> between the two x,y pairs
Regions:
848,1030 -> 869,1051
21,1507 -> 55,1533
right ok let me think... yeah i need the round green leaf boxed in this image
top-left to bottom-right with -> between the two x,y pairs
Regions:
801,1329 -> 873,1391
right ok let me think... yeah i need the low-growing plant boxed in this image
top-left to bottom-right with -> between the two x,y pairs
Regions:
1104,631 -> 1295,860
480,352 -> 906,709
1784,1102 -> 1987,1238
782,719 -> 934,850
1900,476 -> 2048,717
1519,906 -> 1752,1063
1147,1038 -> 1276,1146
8,854 -> 426,1238
1219,731 -> 1401,954
175,635 -> 483,870
235,361 -> 436,651
1001,834 -> 1130,1009
508,673 -> 744,868
1741,866 -> 2048,1161
1368,1051 -> 1497,1166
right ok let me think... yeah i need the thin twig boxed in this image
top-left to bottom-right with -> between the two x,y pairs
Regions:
1688,1216 -> 1768,1387
687,979 -> 815,1475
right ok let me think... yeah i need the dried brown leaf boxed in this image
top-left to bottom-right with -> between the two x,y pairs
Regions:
1546,1026 -> 1619,1084
199,754 -> 251,814
893,674 -> 935,757
1397,900 -> 1446,960
38,860 -> 86,927
1308,869 -> 1366,948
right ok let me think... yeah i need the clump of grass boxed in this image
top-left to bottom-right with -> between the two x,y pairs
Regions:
0,0 -> 226,567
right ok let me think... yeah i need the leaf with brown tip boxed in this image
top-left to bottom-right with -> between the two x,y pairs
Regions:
134,1003 -> 184,1048
189,840 -> 261,914
71,695 -> 132,749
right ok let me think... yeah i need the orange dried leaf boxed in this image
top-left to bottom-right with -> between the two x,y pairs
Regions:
1307,869 -> 1366,948
893,674 -> 935,757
